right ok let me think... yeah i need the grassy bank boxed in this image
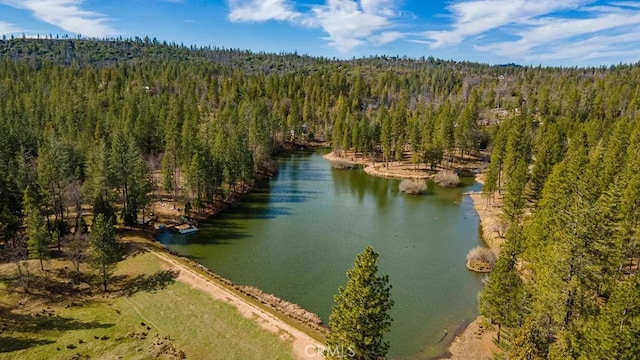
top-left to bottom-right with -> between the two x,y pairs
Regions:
0,246 -> 295,360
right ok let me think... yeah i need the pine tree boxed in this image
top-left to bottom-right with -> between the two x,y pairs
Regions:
37,136 -> 70,234
502,157 -> 529,226
456,89 -> 480,157
326,246 -> 394,360
582,275 -> 640,359
479,232 -> 528,342
529,121 -> 565,201
379,107 -> 392,168
24,185 -> 50,271
483,125 -> 507,201
89,213 -> 120,292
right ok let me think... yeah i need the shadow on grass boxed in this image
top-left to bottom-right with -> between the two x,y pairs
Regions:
0,336 -> 55,352
0,308 -> 114,333
123,269 -> 179,297
20,316 -> 113,332
0,305 -> 114,354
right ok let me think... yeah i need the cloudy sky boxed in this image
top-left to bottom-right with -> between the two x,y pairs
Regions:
1,0 -> 640,66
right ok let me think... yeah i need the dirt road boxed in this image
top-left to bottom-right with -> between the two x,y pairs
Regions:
149,249 -> 325,360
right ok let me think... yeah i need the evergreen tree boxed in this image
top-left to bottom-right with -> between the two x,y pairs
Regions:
37,136 -> 70,229
456,89 -> 480,157
502,157 -> 529,226
84,140 -> 110,206
423,142 -> 443,170
529,121 -> 565,201
483,125 -> 507,201
24,185 -> 49,271
109,132 -> 150,225
326,246 -> 394,360
479,231 -> 528,342
379,107 -> 392,168
89,213 -> 120,292
582,275 -> 640,359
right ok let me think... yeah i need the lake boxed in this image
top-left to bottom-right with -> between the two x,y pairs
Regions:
158,149 -> 485,359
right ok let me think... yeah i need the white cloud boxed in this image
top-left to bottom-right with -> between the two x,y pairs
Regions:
417,0 -> 640,65
423,0 -> 592,48
471,3 -> 640,63
0,21 -> 22,35
227,0 -> 300,22
369,31 -> 404,46
226,0 -> 403,53
0,0 -> 114,37
304,0 -> 400,52
222,0 -> 640,64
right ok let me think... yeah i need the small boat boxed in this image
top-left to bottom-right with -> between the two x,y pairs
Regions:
176,224 -> 199,234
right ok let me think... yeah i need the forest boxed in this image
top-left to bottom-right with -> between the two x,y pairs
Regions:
0,37 -> 639,359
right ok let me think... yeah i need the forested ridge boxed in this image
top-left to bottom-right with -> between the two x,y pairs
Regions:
1,38 -> 639,359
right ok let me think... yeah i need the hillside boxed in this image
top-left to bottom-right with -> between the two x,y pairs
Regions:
0,38 -> 639,359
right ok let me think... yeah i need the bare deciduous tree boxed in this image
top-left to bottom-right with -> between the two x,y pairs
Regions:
5,233 -> 31,293
63,229 -> 87,284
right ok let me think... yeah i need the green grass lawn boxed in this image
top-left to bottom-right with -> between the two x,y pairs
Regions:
0,252 -> 294,360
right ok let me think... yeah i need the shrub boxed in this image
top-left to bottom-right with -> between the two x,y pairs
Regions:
399,179 -> 427,194
331,159 -> 354,170
488,222 -> 506,237
466,246 -> 496,272
466,246 -> 496,264
434,170 -> 460,187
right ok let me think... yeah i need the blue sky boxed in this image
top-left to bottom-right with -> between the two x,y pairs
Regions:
1,1 -> 640,66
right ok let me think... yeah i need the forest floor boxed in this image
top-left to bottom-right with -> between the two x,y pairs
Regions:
0,230 -> 324,360
323,150 -> 502,360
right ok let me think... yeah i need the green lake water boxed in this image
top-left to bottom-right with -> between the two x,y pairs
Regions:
158,149 -> 485,359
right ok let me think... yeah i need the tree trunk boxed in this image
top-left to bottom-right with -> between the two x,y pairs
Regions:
102,265 -> 108,292
14,260 -> 29,293
73,260 -> 81,284
497,163 -> 502,195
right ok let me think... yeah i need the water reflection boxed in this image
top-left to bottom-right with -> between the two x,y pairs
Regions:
159,150 -> 485,359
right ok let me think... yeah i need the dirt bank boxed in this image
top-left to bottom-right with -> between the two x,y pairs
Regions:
146,244 -> 325,360
441,317 -> 498,360
468,173 -> 505,256
446,173 -> 502,359
323,151 -> 434,179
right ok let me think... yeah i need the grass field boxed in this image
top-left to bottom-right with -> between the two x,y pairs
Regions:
0,250 -> 294,360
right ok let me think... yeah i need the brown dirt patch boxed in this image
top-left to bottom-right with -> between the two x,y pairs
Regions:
323,150 -> 487,180
442,317 -> 498,360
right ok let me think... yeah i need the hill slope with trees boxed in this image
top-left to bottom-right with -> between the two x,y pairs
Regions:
0,37 -> 639,358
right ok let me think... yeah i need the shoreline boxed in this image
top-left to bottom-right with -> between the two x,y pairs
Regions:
125,233 -> 325,360
145,165 -> 328,359
323,152 -> 435,179
322,151 -> 500,359
445,174 -> 500,359
151,149 -> 499,360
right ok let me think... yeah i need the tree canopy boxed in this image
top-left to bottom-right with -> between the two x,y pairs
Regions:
326,246 -> 393,360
